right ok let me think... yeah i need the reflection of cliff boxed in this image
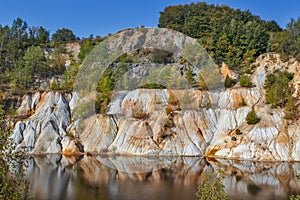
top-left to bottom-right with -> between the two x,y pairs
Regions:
24,155 -> 207,200
209,158 -> 300,200
23,155 -> 300,200
77,156 -> 206,200
24,155 -> 71,200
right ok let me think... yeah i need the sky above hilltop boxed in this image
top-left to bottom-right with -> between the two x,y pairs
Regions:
0,0 -> 299,38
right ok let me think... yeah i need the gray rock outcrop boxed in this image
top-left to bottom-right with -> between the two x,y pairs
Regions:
10,92 -> 75,153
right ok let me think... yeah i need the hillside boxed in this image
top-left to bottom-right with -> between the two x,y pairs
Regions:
8,46 -> 300,161
0,2 -> 299,162
159,2 -> 300,70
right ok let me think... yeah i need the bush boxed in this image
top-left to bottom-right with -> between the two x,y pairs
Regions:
164,117 -> 175,128
139,83 -> 166,89
196,171 -> 229,200
95,91 -> 112,114
185,69 -> 196,85
235,129 -> 242,135
165,106 -> 173,116
264,71 -> 294,108
198,75 -> 208,91
289,195 -> 300,200
246,109 -> 260,125
50,79 -> 61,91
168,91 -> 180,106
284,94 -> 297,120
224,75 -> 236,88
115,53 -> 137,63
150,49 -> 172,64
239,98 -> 247,107
132,108 -> 149,119
240,75 -> 251,87
78,39 -> 96,61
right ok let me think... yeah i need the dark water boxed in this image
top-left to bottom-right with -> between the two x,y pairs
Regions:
20,155 -> 300,200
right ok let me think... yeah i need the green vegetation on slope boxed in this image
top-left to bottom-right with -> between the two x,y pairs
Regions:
0,18 -> 80,95
0,95 -> 29,199
268,18 -> 300,61
246,109 -> 260,125
96,63 -> 131,113
264,71 -> 297,119
239,75 -> 251,87
159,2 -> 300,71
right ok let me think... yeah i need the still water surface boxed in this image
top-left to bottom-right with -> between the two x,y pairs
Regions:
21,155 -> 300,200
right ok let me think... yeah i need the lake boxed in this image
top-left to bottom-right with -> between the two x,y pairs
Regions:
19,155 -> 300,200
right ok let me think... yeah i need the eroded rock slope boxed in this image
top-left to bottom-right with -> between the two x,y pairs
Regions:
10,54 -> 300,161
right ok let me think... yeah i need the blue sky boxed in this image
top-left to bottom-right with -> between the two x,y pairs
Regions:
0,0 -> 299,38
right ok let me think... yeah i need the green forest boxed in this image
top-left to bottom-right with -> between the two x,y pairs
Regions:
0,18 -> 78,92
0,18 -> 104,116
159,2 -> 300,71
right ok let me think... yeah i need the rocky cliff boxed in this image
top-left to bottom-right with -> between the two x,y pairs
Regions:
9,53 -> 300,161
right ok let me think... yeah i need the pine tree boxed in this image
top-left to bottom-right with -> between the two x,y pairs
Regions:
284,93 -> 297,120
246,109 -> 260,125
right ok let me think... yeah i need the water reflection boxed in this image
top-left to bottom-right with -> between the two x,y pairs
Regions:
208,158 -> 300,200
22,155 -> 300,200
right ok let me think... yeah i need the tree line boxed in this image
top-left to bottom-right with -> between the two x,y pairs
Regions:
159,2 -> 300,71
0,18 -> 81,94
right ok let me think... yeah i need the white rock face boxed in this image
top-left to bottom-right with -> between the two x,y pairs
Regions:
79,115 -> 118,152
16,94 -> 32,116
10,92 -> 76,153
11,87 -> 300,160
289,124 -> 300,161
10,54 -> 300,161
76,87 -> 300,160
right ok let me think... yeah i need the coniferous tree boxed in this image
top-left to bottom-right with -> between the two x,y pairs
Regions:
246,109 -> 260,125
